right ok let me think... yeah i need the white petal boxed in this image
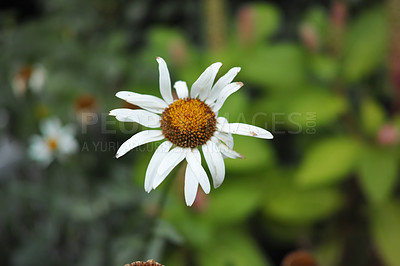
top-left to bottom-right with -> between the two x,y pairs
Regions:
58,133 -> 78,154
144,141 -> 173,192
186,148 -> 210,193
216,116 -> 229,126
212,82 -> 243,112
40,118 -> 61,137
216,141 -> 244,159
116,91 -> 168,114
214,130 -> 234,149
156,57 -> 173,104
116,130 -> 164,158
29,136 -> 52,164
184,164 -> 199,206
61,124 -> 76,136
218,123 -> 273,139
152,147 -> 187,189
203,140 -> 225,188
29,65 -> 47,93
174,81 -> 189,99
109,109 -> 161,128
206,67 -> 241,104
190,62 -> 222,100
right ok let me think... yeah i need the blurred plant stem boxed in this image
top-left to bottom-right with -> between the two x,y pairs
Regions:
329,0 -> 347,57
388,0 -> 400,112
157,171 -> 174,215
142,172 -> 174,261
329,1 -> 361,137
329,0 -> 347,94
204,0 -> 227,52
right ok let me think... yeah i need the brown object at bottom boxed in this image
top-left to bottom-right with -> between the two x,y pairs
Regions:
124,259 -> 163,266
282,250 -> 318,266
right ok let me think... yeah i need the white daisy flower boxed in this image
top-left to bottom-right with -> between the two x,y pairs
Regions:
110,57 -> 273,206
28,117 -> 78,166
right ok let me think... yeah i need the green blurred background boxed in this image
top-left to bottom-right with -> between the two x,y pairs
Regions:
1,0 -> 400,265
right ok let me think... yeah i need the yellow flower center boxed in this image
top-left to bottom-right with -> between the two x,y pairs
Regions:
161,98 -> 216,148
47,138 -> 58,151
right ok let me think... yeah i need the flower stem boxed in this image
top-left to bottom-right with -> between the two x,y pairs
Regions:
204,0 -> 227,52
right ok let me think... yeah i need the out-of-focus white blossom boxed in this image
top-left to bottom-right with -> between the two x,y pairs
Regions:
29,117 -> 78,166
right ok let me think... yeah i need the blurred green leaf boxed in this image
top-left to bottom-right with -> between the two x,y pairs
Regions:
165,201 -> 214,248
310,55 -> 339,81
225,135 -> 275,172
358,146 -> 398,204
205,179 -> 261,225
247,3 -> 280,42
218,90 -> 249,124
302,8 -> 329,46
154,220 -> 183,245
264,188 -> 343,224
360,98 -> 386,136
144,236 -> 165,263
198,230 -> 271,266
285,89 -> 347,128
296,137 -> 360,187
263,175 -> 343,224
343,8 -> 387,82
146,27 -> 187,59
242,44 -> 305,89
370,201 -> 400,266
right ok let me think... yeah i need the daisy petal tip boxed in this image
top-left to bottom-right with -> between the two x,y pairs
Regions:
261,131 -> 274,139
234,149 -> 245,159
213,182 -> 222,189
115,91 -> 131,100
115,91 -> 124,97
249,128 -> 273,139
236,81 -> 244,87
185,196 -> 196,206
115,151 -> 125,159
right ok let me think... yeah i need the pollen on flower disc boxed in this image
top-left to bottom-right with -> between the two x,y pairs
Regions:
161,98 -> 216,148
47,138 -> 58,151
125,259 -> 163,266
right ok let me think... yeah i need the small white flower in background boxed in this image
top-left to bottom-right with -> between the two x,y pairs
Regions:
110,57 -> 273,206
28,117 -> 78,166
12,64 -> 47,96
